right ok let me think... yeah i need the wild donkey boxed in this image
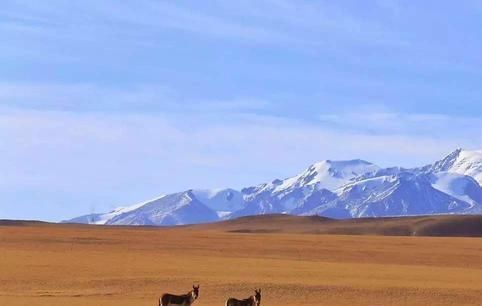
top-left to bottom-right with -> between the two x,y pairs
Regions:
226,289 -> 261,306
159,285 -> 200,306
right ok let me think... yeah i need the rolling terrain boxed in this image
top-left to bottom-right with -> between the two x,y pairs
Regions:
193,214 -> 482,237
1,216 -> 482,306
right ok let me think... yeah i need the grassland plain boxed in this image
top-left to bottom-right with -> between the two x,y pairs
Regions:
1,220 -> 481,306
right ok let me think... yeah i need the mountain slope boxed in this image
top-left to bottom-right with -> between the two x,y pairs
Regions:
192,189 -> 245,217
233,159 -> 380,217
64,202 -> 147,225
430,172 -> 482,207
105,191 -> 219,226
423,149 -> 482,185
344,173 -> 470,217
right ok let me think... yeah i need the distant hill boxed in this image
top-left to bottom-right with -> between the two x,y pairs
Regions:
190,214 -> 482,237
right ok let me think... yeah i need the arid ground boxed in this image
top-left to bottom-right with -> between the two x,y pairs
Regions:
1,216 -> 482,306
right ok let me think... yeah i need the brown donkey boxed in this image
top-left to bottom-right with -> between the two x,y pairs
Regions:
225,289 -> 261,306
159,285 -> 200,306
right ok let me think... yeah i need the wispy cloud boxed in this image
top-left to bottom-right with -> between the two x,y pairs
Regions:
1,0 -> 409,49
318,111 -> 482,140
0,82 -> 271,114
213,0 -> 409,46
0,82 -> 175,111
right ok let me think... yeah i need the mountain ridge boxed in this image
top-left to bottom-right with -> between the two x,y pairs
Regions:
65,149 -> 482,226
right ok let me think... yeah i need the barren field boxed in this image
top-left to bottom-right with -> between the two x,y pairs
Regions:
1,219 -> 482,306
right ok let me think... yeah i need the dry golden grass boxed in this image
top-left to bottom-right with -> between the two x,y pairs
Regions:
1,221 -> 481,306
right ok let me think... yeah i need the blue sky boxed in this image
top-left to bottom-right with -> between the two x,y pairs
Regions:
1,0 -> 482,221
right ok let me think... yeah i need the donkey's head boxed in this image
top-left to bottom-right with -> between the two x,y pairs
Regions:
192,285 -> 200,299
254,289 -> 261,306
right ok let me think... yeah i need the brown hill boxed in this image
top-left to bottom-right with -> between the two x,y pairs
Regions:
191,214 -> 482,237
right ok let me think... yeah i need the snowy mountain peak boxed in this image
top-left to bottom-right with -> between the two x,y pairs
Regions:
427,149 -> 482,185
104,191 -> 219,226
429,148 -> 464,172
314,159 -> 379,178
274,159 -> 380,192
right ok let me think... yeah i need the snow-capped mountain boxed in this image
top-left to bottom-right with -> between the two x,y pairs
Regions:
233,159 -> 380,217
269,159 -> 380,193
422,148 -> 482,185
306,172 -> 471,218
65,149 -> 482,226
105,191 -> 219,226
